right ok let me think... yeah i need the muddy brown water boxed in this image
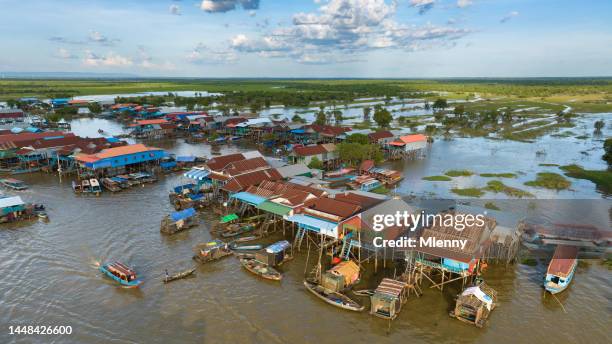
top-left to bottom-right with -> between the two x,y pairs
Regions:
0,118 -> 611,343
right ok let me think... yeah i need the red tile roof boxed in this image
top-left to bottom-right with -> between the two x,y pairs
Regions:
368,130 -> 394,141
205,153 -> 246,171
0,131 -> 69,145
222,169 -> 283,193
293,144 -> 328,156
224,157 -> 270,176
76,144 -> 161,162
308,124 -> 351,136
303,197 -> 361,219
333,192 -> 384,209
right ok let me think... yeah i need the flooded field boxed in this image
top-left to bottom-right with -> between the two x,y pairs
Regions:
0,116 -> 610,343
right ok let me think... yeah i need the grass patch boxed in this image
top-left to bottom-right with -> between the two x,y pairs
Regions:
485,180 -> 534,198
539,163 -> 559,167
524,172 -> 571,190
601,259 -> 612,270
445,169 -> 474,177
480,173 -> 517,178
451,187 -> 484,197
370,186 -> 391,195
484,202 -> 500,210
575,135 -> 590,140
560,164 -> 612,194
422,175 -> 452,181
521,257 -> 538,266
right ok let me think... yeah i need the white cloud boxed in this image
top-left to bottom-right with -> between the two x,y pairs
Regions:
409,0 -> 435,15
457,0 -> 472,8
88,31 -> 120,45
83,50 -> 132,67
500,11 -> 519,23
200,0 -> 260,13
187,43 -> 238,64
55,48 -> 77,59
225,0 -> 470,64
169,4 -> 181,15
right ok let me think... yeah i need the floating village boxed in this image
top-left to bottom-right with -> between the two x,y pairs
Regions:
0,94 -> 610,334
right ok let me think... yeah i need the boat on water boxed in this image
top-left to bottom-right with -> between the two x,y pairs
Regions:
369,278 -> 409,320
101,178 -> 122,192
303,279 -> 364,312
89,178 -> 102,194
544,245 -> 579,294
160,207 -> 198,235
240,258 -> 282,281
233,235 -> 260,243
229,242 -> 263,252
0,178 -> 28,191
99,262 -> 143,288
163,267 -> 196,283
324,168 -> 355,187
193,240 -> 232,263
221,223 -> 255,238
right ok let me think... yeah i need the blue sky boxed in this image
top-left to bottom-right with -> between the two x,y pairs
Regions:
0,0 -> 611,77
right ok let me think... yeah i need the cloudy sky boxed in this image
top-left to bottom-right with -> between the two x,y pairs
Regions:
0,0 -> 611,77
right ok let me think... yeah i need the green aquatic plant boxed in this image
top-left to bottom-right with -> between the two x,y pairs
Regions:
422,175 -> 452,181
480,173 -> 517,178
484,180 -> 533,198
450,188 -> 484,197
524,173 -> 571,190
445,169 -> 474,177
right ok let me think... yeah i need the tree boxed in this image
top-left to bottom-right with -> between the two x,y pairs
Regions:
314,109 -> 327,125
363,106 -> 371,122
424,100 -> 430,111
432,98 -> 448,112
308,156 -> 324,170
453,104 -> 465,117
425,125 -> 437,137
373,107 -> 392,128
292,114 -> 305,123
333,110 -> 343,124
604,138 -> 612,168
337,142 -> 383,166
594,119 -> 605,133
88,102 -> 102,114
346,133 -> 369,145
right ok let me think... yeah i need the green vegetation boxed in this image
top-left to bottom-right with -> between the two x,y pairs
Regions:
337,142 -> 384,166
345,133 -> 370,145
484,180 -> 534,198
560,164 -> 612,194
484,202 -> 500,210
307,156 -> 324,170
601,259 -> 612,270
539,163 -> 560,167
604,138 -> 612,167
370,186 -> 390,195
480,173 -> 517,178
451,187 -> 485,197
372,105 -> 392,128
524,172 -> 571,190
445,169 -> 474,177
422,175 -> 452,181
521,257 -> 538,266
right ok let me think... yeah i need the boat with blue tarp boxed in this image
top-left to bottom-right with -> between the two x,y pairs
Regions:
193,240 -> 232,263
99,262 -> 143,288
161,207 -> 199,234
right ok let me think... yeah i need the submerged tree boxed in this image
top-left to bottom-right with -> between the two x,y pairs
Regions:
604,138 -> 612,169
362,106 -> 371,122
594,119 -> 605,133
314,109 -> 327,125
432,98 -> 448,112
373,106 -> 392,128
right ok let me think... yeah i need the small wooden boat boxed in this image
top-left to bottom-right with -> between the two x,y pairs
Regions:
450,280 -> 497,328
81,179 -> 91,192
544,245 -> 578,294
99,262 -> 143,288
193,240 -> 232,263
240,258 -> 282,281
229,242 -> 263,252
89,178 -> 102,194
0,178 -> 28,191
101,178 -> 122,192
163,267 -> 196,283
220,224 -> 254,238
303,279 -> 364,312
72,180 -> 82,193
233,235 -> 260,243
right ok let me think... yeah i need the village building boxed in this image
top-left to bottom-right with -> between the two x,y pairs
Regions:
288,143 -> 338,169
75,143 -> 167,177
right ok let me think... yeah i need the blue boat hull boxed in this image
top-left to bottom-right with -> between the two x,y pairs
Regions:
544,263 -> 576,294
99,265 -> 142,288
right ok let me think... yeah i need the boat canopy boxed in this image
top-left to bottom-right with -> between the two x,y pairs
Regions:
220,213 -> 239,223
173,183 -> 195,194
184,168 -> 210,180
111,176 -> 128,183
176,155 -> 196,162
266,240 -> 291,254
461,286 -> 493,310
0,196 -> 25,208
374,278 -> 407,299
171,207 -> 196,222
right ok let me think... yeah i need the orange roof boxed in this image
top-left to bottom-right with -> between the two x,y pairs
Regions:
397,134 -> 427,144
77,144 -> 161,162
68,99 -> 90,104
135,119 -> 168,125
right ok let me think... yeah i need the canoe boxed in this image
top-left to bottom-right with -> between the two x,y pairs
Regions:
303,279 -> 364,312
229,242 -> 263,252
163,267 -> 196,283
233,236 -> 259,243
240,258 -> 282,281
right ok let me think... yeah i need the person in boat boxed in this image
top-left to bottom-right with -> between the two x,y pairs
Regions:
165,269 -> 169,279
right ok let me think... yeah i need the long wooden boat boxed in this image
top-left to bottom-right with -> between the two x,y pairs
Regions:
229,242 -> 263,252
303,279 -> 364,312
221,224 -> 254,238
163,267 -> 196,283
99,262 -> 143,288
101,178 -> 122,192
240,258 -> 282,281
544,245 -> 578,294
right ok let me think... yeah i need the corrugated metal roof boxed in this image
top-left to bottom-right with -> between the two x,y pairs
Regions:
230,192 -> 268,206
0,196 -> 25,208
276,164 -> 311,178
257,201 -> 292,216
